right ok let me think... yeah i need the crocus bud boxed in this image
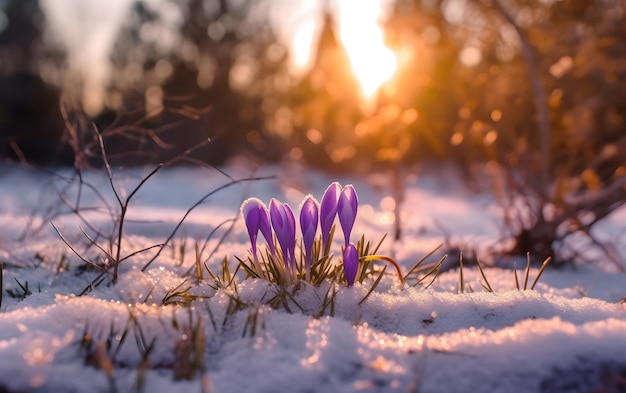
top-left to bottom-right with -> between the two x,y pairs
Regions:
241,198 -> 266,256
337,184 -> 358,246
270,198 -> 297,272
241,197 -> 270,275
320,182 -> 341,252
242,198 -> 274,253
343,243 -> 359,287
299,195 -> 319,281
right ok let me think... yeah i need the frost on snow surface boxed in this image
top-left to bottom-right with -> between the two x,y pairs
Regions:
0,163 -> 625,393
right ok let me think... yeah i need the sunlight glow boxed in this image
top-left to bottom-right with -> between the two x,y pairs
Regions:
291,16 -> 318,70
337,0 -> 397,98
267,0 -> 319,74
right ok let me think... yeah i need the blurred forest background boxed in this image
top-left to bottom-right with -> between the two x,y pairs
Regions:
0,0 -> 625,263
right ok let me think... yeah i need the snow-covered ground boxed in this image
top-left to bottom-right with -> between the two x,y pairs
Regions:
0,161 -> 625,393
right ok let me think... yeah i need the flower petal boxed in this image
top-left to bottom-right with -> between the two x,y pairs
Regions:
241,198 -> 264,252
320,182 -> 341,250
284,203 -> 296,264
258,205 -> 275,255
343,243 -> 359,287
270,199 -> 296,269
299,195 -> 319,256
269,198 -> 284,231
337,185 -> 358,245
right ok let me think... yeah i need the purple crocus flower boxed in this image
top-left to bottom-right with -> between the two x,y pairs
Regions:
337,184 -> 358,246
241,198 -> 263,254
343,243 -> 359,287
299,195 -> 319,281
241,198 -> 274,253
320,182 -> 341,252
270,198 -> 297,276
241,197 -> 271,274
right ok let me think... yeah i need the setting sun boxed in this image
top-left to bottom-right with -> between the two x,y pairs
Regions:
337,0 -> 398,98
285,0 -> 398,99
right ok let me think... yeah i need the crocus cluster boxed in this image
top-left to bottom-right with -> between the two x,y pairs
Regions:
241,182 -> 360,286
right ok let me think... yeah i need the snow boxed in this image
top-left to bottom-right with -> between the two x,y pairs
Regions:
0,161 -> 625,393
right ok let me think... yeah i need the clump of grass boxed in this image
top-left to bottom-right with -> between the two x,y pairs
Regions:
515,252 -> 552,290
162,278 -> 210,307
79,322 -> 119,393
78,307 -> 163,393
314,280 -> 339,317
172,310 -> 206,381
242,307 -> 267,338
455,251 -> 552,293
5,278 -> 36,300
171,231 -> 189,267
55,252 -> 69,273
205,256 -> 241,291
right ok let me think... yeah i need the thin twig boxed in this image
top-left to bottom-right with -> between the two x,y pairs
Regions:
142,176 -> 273,272
199,218 -> 236,257
50,222 -> 105,272
183,218 -> 237,277
119,244 -> 166,263
200,218 -> 240,275
79,227 -> 113,260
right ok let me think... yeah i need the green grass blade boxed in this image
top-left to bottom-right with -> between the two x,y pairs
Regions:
360,255 -> 404,285
206,304 -> 218,332
282,288 -> 305,313
226,263 -> 242,288
357,255 -> 372,283
14,278 -> 31,295
316,282 -> 337,318
530,257 -> 552,290
404,244 -> 443,280
324,225 -> 336,256
195,243 -> 203,284
523,252 -> 531,290
313,259 -> 335,286
358,234 -> 366,256
142,286 -> 155,304
459,253 -> 464,294
359,265 -> 387,305
221,257 -> 231,284
371,233 -> 388,255
235,257 -> 259,279
416,255 -> 446,288
475,257 -> 493,293
204,262 -> 222,283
